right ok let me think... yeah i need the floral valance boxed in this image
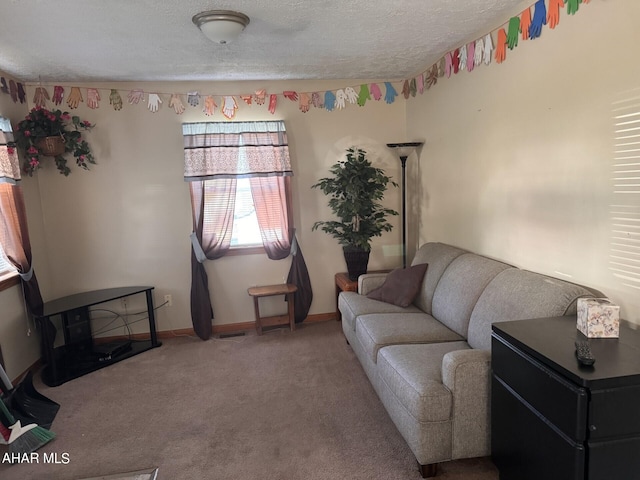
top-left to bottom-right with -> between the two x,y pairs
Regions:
0,117 -> 20,184
183,120 -> 292,182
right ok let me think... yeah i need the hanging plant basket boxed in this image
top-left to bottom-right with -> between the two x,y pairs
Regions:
35,136 -> 65,157
15,107 -> 96,176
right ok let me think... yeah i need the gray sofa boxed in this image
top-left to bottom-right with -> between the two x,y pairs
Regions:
338,242 -> 598,477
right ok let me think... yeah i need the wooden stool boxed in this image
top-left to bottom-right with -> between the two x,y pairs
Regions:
247,283 -> 297,335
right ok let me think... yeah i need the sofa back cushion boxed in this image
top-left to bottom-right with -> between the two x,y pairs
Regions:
411,243 -> 467,314
431,253 -> 512,337
467,269 -> 595,350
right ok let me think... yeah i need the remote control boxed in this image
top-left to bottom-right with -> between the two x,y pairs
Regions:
575,340 -> 595,366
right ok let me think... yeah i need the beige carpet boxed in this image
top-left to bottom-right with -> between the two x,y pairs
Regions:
0,321 -> 498,480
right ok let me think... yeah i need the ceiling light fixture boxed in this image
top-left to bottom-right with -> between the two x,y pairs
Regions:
192,10 -> 250,45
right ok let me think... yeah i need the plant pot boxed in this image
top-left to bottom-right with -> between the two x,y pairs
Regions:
343,246 -> 370,281
36,136 -> 65,156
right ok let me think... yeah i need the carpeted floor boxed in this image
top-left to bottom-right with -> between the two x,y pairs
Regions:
0,321 -> 498,480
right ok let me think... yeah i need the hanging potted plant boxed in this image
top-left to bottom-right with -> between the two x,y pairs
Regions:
15,106 -> 96,176
312,147 -> 398,280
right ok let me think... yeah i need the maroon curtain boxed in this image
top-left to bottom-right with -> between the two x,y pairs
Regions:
0,183 -> 44,316
249,175 -> 291,260
250,176 -> 312,321
287,236 -> 313,323
189,179 -> 236,340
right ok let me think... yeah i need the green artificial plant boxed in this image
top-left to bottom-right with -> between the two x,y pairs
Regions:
312,147 -> 398,252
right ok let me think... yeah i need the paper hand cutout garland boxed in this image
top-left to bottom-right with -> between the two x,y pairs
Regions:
169,94 -> 186,114
298,93 -> 311,113
521,7 -> 532,40
147,93 -> 162,112
128,89 -> 144,105
67,87 -> 83,109
203,96 -> 217,116
344,87 -> 358,104
87,88 -> 100,109
10,0 -> 590,119
507,17 -> 520,50
33,87 -> 50,108
547,0 -> 564,29
109,89 -> 123,111
222,96 -> 238,119
357,84 -> 371,106
188,92 -> 200,107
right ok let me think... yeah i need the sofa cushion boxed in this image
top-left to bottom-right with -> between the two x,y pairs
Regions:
431,253 -> 511,338
358,273 -> 388,295
377,341 -> 470,423
467,269 -> 595,350
367,263 -> 429,307
356,313 -> 464,364
411,243 -> 467,315
338,291 -> 422,332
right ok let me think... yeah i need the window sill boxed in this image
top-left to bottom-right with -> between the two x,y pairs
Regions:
227,245 -> 265,256
0,271 -> 19,293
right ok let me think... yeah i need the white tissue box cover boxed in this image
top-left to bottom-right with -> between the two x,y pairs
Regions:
577,297 -> 620,338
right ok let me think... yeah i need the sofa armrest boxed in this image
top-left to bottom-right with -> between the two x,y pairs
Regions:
358,273 -> 388,295
441,349 -> 492,459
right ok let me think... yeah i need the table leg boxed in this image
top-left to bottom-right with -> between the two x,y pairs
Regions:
287,292 -> 295,332
253,297 -> 263,335
145,289 -> 159,347
39,316 -> 58,386
335,283 -> 342,322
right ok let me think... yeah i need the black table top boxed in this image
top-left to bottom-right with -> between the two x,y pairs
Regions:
38,286 -> 154,318
492,316 -> 640,389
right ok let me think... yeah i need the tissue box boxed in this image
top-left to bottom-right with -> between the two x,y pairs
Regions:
577,298 -> 620,338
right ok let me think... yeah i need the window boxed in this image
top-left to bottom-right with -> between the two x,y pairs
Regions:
610,89 -> 640,291
200,177 -> 263,250
230,178 -> 262,247
183,120 -> 312,339
0,246 -> 18,290
0,244 -> 15,277
0,116 -> 19,288
183,120 -> 293,258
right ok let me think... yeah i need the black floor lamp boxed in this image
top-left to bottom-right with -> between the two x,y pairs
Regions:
387,142 -> 423,269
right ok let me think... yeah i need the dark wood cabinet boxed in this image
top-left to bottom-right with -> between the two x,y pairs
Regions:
491,316 -> 640,480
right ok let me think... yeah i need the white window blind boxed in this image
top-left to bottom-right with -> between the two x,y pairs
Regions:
231,178 -> 262,247
610,89 -> 640,290
0,245 -> 15,276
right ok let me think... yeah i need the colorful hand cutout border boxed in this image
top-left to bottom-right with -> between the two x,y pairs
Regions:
1,0 -> 591,117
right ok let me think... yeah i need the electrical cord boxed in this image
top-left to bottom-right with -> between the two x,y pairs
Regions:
93,316 -> 147,336
91,297 -> 256,342
90,308 -> 124,335
91,308 -> 132,339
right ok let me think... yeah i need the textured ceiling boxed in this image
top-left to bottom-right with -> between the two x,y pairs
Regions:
0,0 -> 528,83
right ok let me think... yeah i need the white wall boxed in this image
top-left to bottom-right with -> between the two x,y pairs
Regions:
23,79 -> 405,334
407,0 -> 640,323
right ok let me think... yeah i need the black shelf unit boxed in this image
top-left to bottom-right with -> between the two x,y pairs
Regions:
35,286 -> 162,387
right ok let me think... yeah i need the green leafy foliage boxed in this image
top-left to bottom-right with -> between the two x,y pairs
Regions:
312,147 -> 398,251
15,106 -> 96,176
